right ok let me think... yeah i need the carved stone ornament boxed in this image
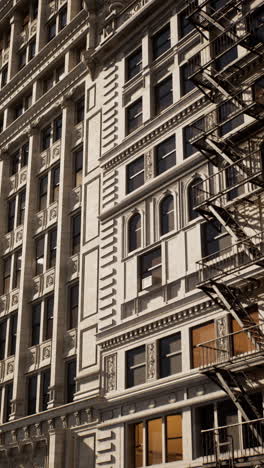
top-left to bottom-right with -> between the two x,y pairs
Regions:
105,353 -> 117,392
46,274 -> 54,287
215,316 -> 229,361
11,293 -> 19,306
6,362 -> 14,375
144,150 -> 154,180
42,346 -> 51,360
146,342 -> 157,380
82,49 -> 97,81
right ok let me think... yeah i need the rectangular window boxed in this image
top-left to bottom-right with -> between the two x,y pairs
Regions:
126,47 -> 142,81
47,19 -> 56,41
51,165 -> 60,202
180,56 -> 200,96
59,7 -> 67,31
126,345 -> 146,388
41,369 -> 50,411
166,414 -> 183,462
219,101 -> 244,136
28,39 -> 36,61
201,221 -> 231,258
54,114 -> 62,141
126,155 -> 144,194
11,151 -> 20,175
74,148 -> 83,187
14,249 -> 22,289
126,98 -> 142,135
152,24 -> 171,60
9,313 -> 17,356
32,302 -> 41,346
18,190 -> 26,225
27,374 -> 37,415
194,404 -> 214,457
191,321 -> 215,368
183,125 -> 197,158
72,214 -> 81,254
45,295 -> 54,340
179,7 -> 195,38
66,359 -> 76,403
156,135 -> 176,175
1,66 -> 8,88
4,383 -> 13,422
148,418 -> 162,465
75,97 -> 85,124
3,257 -> 11,294
41,126 -> 51,151
7,198 -> 16,232
0,320 -> 7,360
134,422 -> 143,468
155,75 -> 173,114
35,236 -> 45,275
69,283 -> 79,329
48,229 -> 57,268
140,247 -> 162,290
231,305 -> 259,356
159,333 -> 181,378
21,143 -> 29,166
18,49 -> 27,69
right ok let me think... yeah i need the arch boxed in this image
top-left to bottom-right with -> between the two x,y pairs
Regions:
160,194 -> 174,235
187,177 -> 203,221
128,212 -> 141,252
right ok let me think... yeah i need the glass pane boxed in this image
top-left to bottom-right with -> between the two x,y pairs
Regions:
152,24 -> 170,59
147,418 -> 162,465
135,423 -> 143,468
127,346 -> 145,367
166,414 -> 183,461
160,354 -> 182,378
129,214 -> 141,252
127,48 -> 142,81
155,76 -> 173,114
192,321 -> 215,368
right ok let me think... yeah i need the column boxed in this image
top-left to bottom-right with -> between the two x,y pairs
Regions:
8,13 -> 21,79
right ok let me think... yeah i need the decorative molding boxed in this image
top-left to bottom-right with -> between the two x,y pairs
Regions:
105,353 -> 117,392
146,342 -> 157,381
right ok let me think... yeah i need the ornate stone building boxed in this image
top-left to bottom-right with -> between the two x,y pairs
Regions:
0,0 -> 264,466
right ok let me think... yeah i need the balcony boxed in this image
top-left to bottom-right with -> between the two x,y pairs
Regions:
9,166 -> 27,195
0,355 -> 15,383
19,19 -> 37,48
0,47 -> 9,69
197,231 -> 264,284
26,340 -> 52,373
32,267 -> 55,300
195,322 -> 264,369
3,225 -> 24,254
202,417 -> 264,466
39,140 -> 61,173
0,289 -> 20,317
35,201 -> 58,234
47,0 -> 67,18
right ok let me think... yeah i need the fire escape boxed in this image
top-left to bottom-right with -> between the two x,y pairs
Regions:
187,0 -> 264,464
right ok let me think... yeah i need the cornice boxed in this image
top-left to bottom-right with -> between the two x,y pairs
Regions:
0,63 -> 87,150
0,9 -> 88,112
101,94 -> 208,172
99,297 -> 216,350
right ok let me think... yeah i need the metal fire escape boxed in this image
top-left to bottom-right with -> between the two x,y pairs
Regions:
187,0 -> 264,451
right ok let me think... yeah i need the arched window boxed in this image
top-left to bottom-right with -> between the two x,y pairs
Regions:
128,213 -> 141,252
160,195 -> 174,235
188,177 -> 202,221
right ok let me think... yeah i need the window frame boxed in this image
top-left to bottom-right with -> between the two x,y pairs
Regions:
126,98 -> 143,135
152,23 -> 171,60
126,155 -> 145,194
126,345 -> 146,388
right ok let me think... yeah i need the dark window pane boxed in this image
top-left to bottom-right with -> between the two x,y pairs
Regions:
9,314 -> 17,356
127,155 -> 144,193
48,229 -> 57,268
32,303 -> 41,346
128,213 -> 141,252
41,369 -> 50,411
188,177 -> 202,221
75,97 -> 84,123
180,56 -> 200,96
14,249 -> 22,288
54,115 -> 62,141
36,236 -> 45,275
7,198 -> 16,232
4,383 -> 13,422
3,257 -> 11,294
59,8 -> 67,30
140,247 -> 162,289
160,195 -> 174,235
160,333 -> 181,378
51,166 -> 60,202
72,214 -> 81,254
28,40 -> 36,60
219,101 -> 244,136
66,359 -> 76,403
45,295 -> 54,340
1,66 -> 8,88
27,374 -> 37,415
18,190 -> 26,225
152,24 -> 171,59
156,135 -> 176,175
69,283 -> 79,329
126,345 -> 145,388
179,8 -> 195,38
47,20 -> 56,41
74,148 -> 83,187
0,320 -> 7,360
11,151 -> 20,175
127,48 -> 142,81
127,99 -> 142,134
155,75 -> 173,114
21,143 -> 29,166
41,126 -> 51,150
195,405 -> 214,457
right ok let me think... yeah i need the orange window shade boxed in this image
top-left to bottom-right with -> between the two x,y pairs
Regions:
232,306 -> 259,356
191,321 -> 215,368
166,414 -> 183,462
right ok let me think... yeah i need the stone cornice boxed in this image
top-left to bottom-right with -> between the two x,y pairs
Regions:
100,94 -> 208,172
99,297 -> 216,350
0,9 -> 88,112
0,63 -> 87,150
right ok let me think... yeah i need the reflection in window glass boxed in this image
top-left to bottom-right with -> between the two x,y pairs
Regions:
166,414 -> 183,462
135,422 -> 143,468
147,418 -> 162,465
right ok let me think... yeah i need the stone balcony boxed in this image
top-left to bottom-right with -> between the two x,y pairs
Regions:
19,19 -> 37,48
32,267 -> 55,300
0,289 -> 20,318
63,328 -> 77,358
47,0 -> 67,18
39,140 -> 61,173
0,47 -> 9,69
71,121 -> 84,148
3,225 -> 24,255
70,185 -> 82,211
0,355 -> 15,383
26,340 -> 52,373
35,201 -> 58,235
8,166 -> 27,196
67,253 -> 80,281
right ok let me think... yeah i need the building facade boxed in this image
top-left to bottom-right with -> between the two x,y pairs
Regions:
0,0 -> 264,466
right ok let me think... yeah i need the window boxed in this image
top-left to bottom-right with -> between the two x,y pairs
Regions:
73,148 -> 83,187
43,61 -> 65,94
39,174 -> 48,210
72,213 -> 81,254
33,1 -> 38,19
183,125 -> 198,158
41,369 -> 50,411
4,383 -> 13,422
178,7 -> 195,38
69,283 -> 79,330
126,345 -> 146,388
201,221 -> 231,258
219,101 -> 244,136
51,166 -> 60,202
160,195 -> 174,235
1,66 -> 8,88
10,142 -> 29,175
48,229 -> 57,268
225,164 -> 244,201
191,321 -> 215,368
140,247 -> 162,290
75,97 -> 85,124
127,156 -> 144,194
9,314 -> 17,356
180,55 -> 200,96
156,135 -> 176,175
11,151 -> 20,175
13,93 -> 32,121
41,125 -> 51,151
18,190 -> 26,225
45,295 -> 54,340
7,198 -> 16,232
231,305 -> 259,356
54,114 -> 62,141
194,404 -> 214,457
188,177 -> 202,221
126,98 -> 142,135
18,48 -> 27,69
154,75 -> 173,114
27,374 -> 37,415
152,24 -> 171,60
0,321 -> 7,360
159,333 -> 181,378
47,19 -> 56,41
66,359 -> 76,403
215,42 -> 237,71
35,236 -> 45,275
28,39 -> 36,60
128,213 -> 141,252
14,249 -> 22,289
59,7 -> 67,31
130,414 -> 183,466
126,48 -> 142,81
3,257 -> 11,294
32,302 -> 41,346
